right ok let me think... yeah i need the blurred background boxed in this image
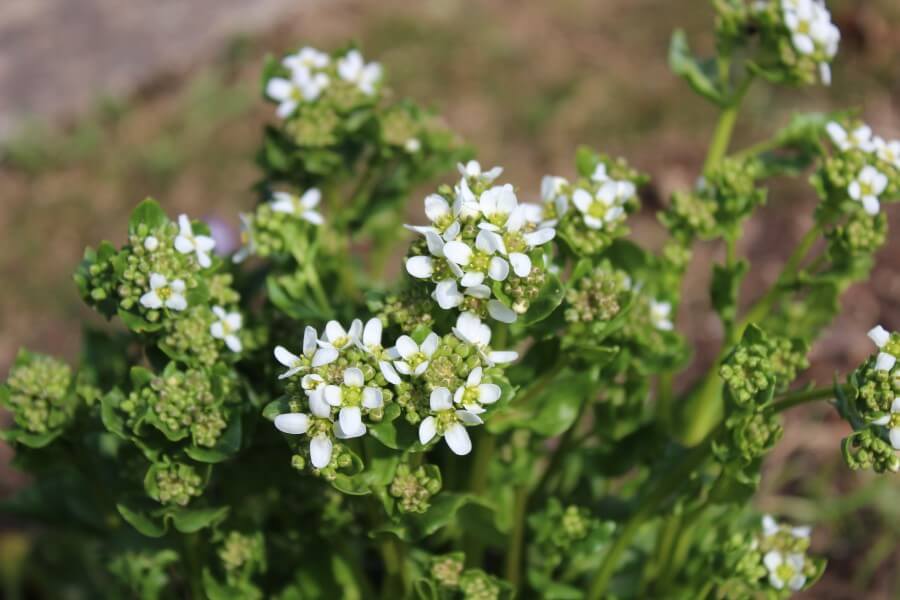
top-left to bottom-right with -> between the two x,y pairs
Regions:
1,0 -> 899,597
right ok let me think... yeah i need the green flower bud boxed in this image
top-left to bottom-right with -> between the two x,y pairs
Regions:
4,352 -> 76,435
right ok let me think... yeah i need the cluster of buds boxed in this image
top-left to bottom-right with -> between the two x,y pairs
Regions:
405,161 -> 556,322
271,312 -> 515,472
217,531 -> 266,587
124,364 -> 232,448
389,462 -> 442,513
233,187 -> 323,263
1,351 -> 76,437
149,460 -> 205,507
545,157 -> 642,256
823,120 -> 900,216
756,515 -> 819,593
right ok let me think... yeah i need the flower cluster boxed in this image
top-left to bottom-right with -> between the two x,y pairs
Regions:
233,187 -> 323,263
834,325 -> 900,473
757,515 -> 819,593
404,161 -> 556,322
266,47 -> 382,120
76,201 -> 246,365
544,154 -> 643,256
149,460 -> 206,507
822,120 -> 900,217
271,312 -> 514,473
389,462 -> 442,513
1,351 -> 76,440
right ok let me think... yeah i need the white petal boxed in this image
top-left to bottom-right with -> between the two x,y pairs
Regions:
166,294 -> 188,311
762,514 -> 778,536
140,291 -> 162,309
460,271 -> 486,287
872,415 -> 891,426
396,335 -> 419,359
149,273 -> 167,290
406,256 -> 434,279
300,188 -> 321,209
488,350 -> 518,364
572,188 -> 593,213
324,385 -> 342,407
466,284 -> 491,299
302,211 -> 324,225
862,196 -> 880,216
434,280 -> 464,309
890,427 -> 900,450
325,321 -> 346,343
225,334 -> 242,353
875,352 -> 896,371
488,257 -> 509,281
343,367 -> 365,388
210,322 -> 225,339
274,413 -> 309,435
363,318 -> 382,348
419,416 -> 437,445
488,300 -> 517,324
479,384 -> 501,404
891,397 -> 900,413
443,241 -> 473,266
430,387 -> 454,411
414,360 -> 430,376
266,78 -> 293,101
303,326 -> 318,355
421,332 -> 440,357
456,410 -> 483,425
476,229 -> 505,255
311,347 -> 338,367
868,325 -> 890,348
763,551 -> 783,571
275,100 -> 298,119
425,194 -> 451,222
394,361 -> 412,375
509,253 -> 532,277
174,235 -> 194,254
309,391 -> 331,418
309,435 -> 333,469
339,406 -> 364,438
524,228 -> 555,247
380,361 -> 402,384
467,366 -> 483,386
362,387 -> 383,409
444,423 -> 472,455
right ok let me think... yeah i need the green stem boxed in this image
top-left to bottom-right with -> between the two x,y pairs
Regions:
771,384 -> 843,414
379,535 -> 409,599
703,106 -> 740,173
463,431 -> 495,566
505,485 -> 528,587
586,441 -> 712,600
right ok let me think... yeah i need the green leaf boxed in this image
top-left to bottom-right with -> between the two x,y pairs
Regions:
117,308 -> 163,334
128,198 -> 169,236
487,369 -> 595,437
116,499 -> 167,538
519,271 -> 565,326
669,30 -> 725,106
169,505 -> 230,533
414,493 -> 485,536
184,414 -> 242,463
368,404 -> 417,450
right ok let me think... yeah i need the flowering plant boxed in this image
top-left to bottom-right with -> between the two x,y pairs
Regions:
3,3 -> 898,598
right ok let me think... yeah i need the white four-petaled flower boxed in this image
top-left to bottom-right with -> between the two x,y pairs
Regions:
174,214 -> 216,268
210,306 -> 243,352
458,160 -> 503,184
271,189 -> 324,225
393,333 -> 440,377
453,367 -> 501,414
140,273 -> 187,311
274,326 -> 339,379
282,47 -> 330,74
266,69 -> 330,118
324,367 -> 383,439
848,165 -> 888,216
452,312 -> 518,365
867,324 -> 897,371
337,50 -> 382,96
418,387 -> 483,456
763,551 -> 807,591
826,122 -> 875,153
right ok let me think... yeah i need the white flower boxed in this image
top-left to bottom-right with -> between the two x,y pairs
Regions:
337,50 -> 382,95
478,184 -> 524,232
763,551 -> 807,591
762,514 -> 811,540
867,324 -> 897,371
848,165 -> 888,216
453,178 -> 482,221
874,137 -> 900,170
405,138 -> 421,153
458,160 -> 503,184
274,393 -> 335,469
393,332 -> 440,376
872,397 -> 900,450
432,279 -> 491,310
591,163 -> 609,182
324,367 -> 383,439
443,230 -> 511,286
270,189 -> 324,225
143,236 -> 159,251
174,214 -> 216,268
140,273 -> 187,311
233,213 -> 255,264
650,300 -> 674,331
826,122 -> 875,153
274,326 -> 339,379
282,47 -> 330,74
210,306 -> 243,352
572,182 -> 624,230
320,319 -> 363,352
418,387 -> 483,456
265,69 -> 330,118
540,175 -> 570,226
423,193 -> 456,230
452,312 -> 518,365
453,367 -> 501,414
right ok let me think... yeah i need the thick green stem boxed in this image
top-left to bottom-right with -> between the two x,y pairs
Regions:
771,384 -> 843,414
586,441 -> 712,600
505,485 -> 528,587
379,535 -> 409,599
